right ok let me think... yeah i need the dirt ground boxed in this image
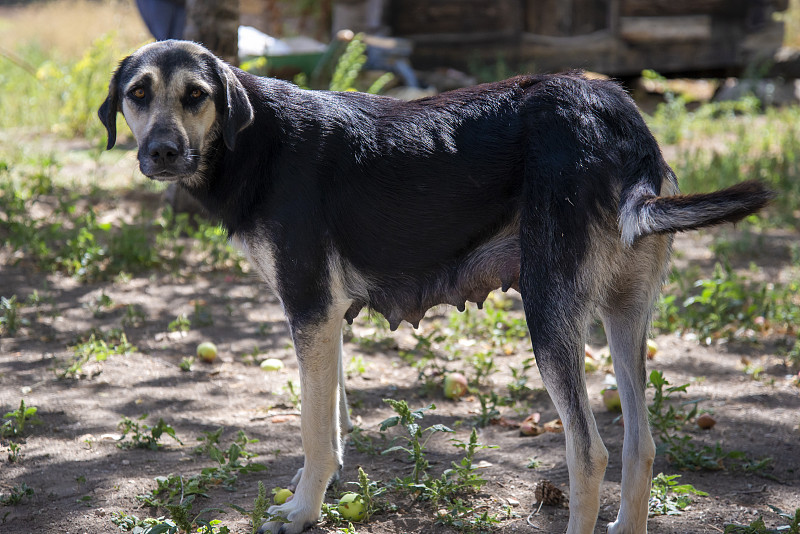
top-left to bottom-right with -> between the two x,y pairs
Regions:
2,193 -> 800,534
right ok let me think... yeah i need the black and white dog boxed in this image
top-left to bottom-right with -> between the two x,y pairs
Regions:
99,40 -> 771,534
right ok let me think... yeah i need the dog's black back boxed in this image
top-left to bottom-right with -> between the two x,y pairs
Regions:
187,71 -> 679,329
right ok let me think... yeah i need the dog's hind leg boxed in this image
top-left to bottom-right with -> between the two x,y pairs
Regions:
600,239 -> 667,534
520,247 -> 608,533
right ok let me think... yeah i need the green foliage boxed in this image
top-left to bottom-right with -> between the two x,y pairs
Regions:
137,429 -> 266,508
1,399 -> 40,438
328,34 -> 393,94
448,296 -> 529,350
648,371 -> 772,472
60,328 -> 136,378
655,264 -> 800,344
379,400 -> 453,485
0,34 -> 128,144
648,473 -> 708,516
0,483 -> 34,506
111,510 -> 231,534
473,391 -> 512,428
724,506 -> 800,534
0,295 -> 28,335
344,467 -> 386,522
117,414 -> 183,451
228,481 -> 273,534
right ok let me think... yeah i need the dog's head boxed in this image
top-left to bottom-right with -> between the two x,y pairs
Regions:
98,40 -> 254,182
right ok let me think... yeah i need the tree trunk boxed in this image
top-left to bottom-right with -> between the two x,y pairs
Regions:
183,0 -> 240,65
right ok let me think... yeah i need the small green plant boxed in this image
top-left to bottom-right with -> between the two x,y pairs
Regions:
7,442 -> 23,462
85,290 -> 113,317
122,304 -> 147,327
0,483 -> 34,506
648,473 -> 708,516
117,414 -> 183,450
526,457 -> 542,469
342,467 -> 385,522
138,429 -> 267,509
348,425 -> 379,455
0,295 -> 28,335
284,380 -> 301,410
169,314 -> 191,333
229,481 -> 278,534
1,399 -> 40,438
379,400 -> 453,485
473,391 -> 512,428
440,429 -> 496,496
180,357 -> 194,372
724,506 -> 800,534
507,357 -> 536,401
60,329 -> 136,379
648,371 -> 771,472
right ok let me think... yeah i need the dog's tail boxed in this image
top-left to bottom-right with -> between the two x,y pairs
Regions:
618,176 -> 774,246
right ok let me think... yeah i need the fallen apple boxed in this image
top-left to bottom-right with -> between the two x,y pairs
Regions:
443,372 -> 468,400
696,413 -> 716,430
602,388 -> 622,412
196,341 -> 218,363
646,339 -> 658,360
338,492 -> 366,521
520,413 -> 543,436
260,358 -> 284,371
273,487 -> 293,504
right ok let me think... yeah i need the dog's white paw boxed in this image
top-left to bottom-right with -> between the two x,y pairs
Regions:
607,519 -> 643,534
257,499 -> 320,534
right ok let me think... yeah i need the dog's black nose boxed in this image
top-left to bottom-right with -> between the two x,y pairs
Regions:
147,140 -> 180,165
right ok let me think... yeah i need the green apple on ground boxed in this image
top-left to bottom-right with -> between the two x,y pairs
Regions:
273,487 -> 293,504
443,372 -> 468,400
338,492 -> 366,521
196,341 -> 218,363
260,358 -> 284,371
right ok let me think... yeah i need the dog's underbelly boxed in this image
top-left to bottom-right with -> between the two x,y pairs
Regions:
342,220 -> 521,330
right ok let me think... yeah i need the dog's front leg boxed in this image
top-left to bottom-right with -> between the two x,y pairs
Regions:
260,312 -> 346,534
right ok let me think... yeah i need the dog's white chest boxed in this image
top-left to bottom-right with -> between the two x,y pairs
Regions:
230,234 -> 279,293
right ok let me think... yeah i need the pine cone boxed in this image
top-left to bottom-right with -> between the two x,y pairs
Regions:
534,479 -> 565,506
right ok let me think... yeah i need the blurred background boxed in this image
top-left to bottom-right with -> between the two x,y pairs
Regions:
1,3 -> 800,534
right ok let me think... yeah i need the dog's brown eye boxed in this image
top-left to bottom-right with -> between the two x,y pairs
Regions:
190,88 -> 205,99
132,88 -> 145,99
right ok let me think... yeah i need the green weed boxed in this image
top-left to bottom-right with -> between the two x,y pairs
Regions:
0,483 -> 34,506
473,391 -> 512,428
0,295 -> 28,335
7,442 -> 22,463
1,399 -> 40,438
379,400 -> 453,485
169,314 -> 191,333
118,414 -> 183,451
138,429 -> 266,508
648,371 -> 772,472
344,467 -> 386,522
60,328 -> 136,378
724,506 -> 800,534
648,473 -> 708,516
228,481 -> 275,534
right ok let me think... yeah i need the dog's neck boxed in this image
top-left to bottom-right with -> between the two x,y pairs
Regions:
180,76 -> 283,236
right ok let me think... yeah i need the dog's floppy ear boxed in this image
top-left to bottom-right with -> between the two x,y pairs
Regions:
98,56 -> 130,150
215,59 -> 254,151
